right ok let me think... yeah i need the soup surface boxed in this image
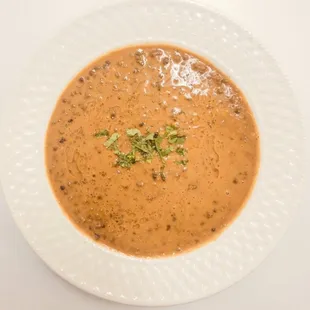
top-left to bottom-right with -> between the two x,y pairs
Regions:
45,44 -> 259,257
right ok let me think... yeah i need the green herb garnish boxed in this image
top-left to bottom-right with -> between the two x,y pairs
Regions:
168,136 -> 186,144
165,125 -> 186,145
165,125 -> 177,134
176,159 -> 189,166
104,132 -> 120,148
96,124 -> 189,174
176,147 -> 187,156
126,128 -> 141,137
94,129 -> 109,138
161,146 -> 174,157
115,150 -> 136,168
145,133 -> 155,140
131,134 -> 154,157
154,135 -> 164,162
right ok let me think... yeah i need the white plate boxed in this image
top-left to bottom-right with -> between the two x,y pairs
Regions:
0,0 -> 304,306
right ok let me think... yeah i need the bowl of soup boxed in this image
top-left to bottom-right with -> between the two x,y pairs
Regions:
45,44 -> 259,257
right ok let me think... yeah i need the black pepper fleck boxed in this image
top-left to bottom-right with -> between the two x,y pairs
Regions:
160,172 -> 166,182
162,57 -> 169,65
60,185 -> 65,191
188,184 -> 198,190
94,233 -> 100,240
155,82 -> 162,91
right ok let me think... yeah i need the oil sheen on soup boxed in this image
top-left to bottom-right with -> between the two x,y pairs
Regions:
45,44 -> 260,257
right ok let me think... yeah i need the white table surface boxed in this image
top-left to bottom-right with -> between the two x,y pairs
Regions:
0,0 -> 309,309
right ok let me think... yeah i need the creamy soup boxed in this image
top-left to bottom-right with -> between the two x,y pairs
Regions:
45,44 -> 259,257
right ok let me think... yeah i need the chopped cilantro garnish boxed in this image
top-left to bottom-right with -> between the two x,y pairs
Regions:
165,125 -> 186,144
161,146 -> 174,157
176,159 -> 189,166
167,130 -> 178,137
165,125 -> 177,134
176,147 -> 187,156
95,125 -> 189,174
126,128 -> 141,137
154,135 -> 164,162
145,133 -> 155,140
168,135 -> 186,144
115,150 -> 136,168
94,129 -> 109,138
104,133 -> 120,148
131,135 -> 154,155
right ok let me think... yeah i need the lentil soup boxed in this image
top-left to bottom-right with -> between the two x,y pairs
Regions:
45,44 -> 260,257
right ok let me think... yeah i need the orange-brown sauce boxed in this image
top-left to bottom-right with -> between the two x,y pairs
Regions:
45,45 -> 259,257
